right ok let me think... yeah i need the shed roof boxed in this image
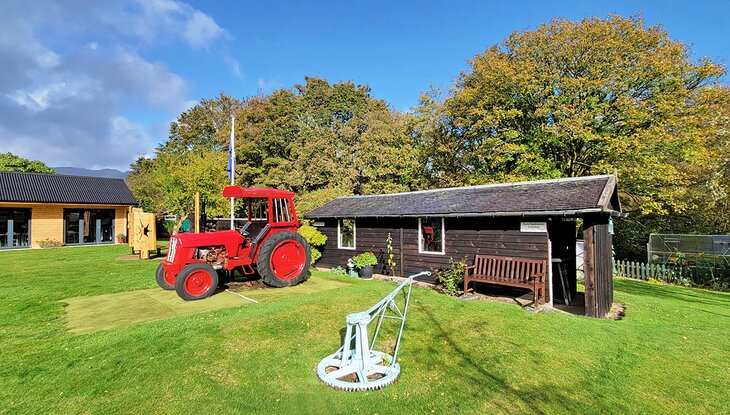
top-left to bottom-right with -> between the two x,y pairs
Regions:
0,171 -> 137,205
305,175 -> 621,219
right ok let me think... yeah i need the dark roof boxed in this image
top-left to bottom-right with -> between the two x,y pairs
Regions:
0,171 -> 137,205
305,175 -> 621,219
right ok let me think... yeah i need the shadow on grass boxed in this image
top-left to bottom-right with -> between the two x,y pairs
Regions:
614,278 -> 730,309
413,301 -> 614,414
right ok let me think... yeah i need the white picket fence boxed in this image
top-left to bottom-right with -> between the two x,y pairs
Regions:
613,259 -> 676,281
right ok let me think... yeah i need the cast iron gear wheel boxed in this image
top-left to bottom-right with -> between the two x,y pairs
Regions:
316,351 -> 401,391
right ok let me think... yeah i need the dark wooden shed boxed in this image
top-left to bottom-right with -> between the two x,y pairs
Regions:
305,174 -> 623,318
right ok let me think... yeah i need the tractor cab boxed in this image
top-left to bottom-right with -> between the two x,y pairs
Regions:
156,186 -> 311,301
221,186 -> 299,241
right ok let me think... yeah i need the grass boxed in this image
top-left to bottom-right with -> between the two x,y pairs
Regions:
0,245 -> 728,414
63,277 -> 351,335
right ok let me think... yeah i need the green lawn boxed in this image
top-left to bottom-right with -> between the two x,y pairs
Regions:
0,245 -> 728,414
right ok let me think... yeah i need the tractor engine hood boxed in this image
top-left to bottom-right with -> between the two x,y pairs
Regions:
168,230 -> 246,262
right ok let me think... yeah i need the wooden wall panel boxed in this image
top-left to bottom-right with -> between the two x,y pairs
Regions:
316,216 -> 549,283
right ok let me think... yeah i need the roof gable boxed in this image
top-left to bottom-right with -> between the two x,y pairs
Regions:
305,175 -> 620,219
0,171 -> 137,205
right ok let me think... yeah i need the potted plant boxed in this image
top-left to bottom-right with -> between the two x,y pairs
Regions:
351,251 -> 377,279
116,233 -> 127,244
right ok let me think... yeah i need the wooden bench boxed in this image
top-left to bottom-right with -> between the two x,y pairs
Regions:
463,255 -> 547,307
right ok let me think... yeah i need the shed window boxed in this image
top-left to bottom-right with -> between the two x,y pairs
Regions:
338,219 -> 356,250
419,217 -> 445,254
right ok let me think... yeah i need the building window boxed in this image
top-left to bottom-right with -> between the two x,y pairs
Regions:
0,208 -> 31,249
64,209 -> 115,245
419,217 -> 445,254
338,219 -> 356,250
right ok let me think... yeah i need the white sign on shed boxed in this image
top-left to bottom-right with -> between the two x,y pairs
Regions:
520,222 -> 547,233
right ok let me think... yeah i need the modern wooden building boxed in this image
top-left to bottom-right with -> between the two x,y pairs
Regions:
305,174 -> 622,318
0,171 -> 136,249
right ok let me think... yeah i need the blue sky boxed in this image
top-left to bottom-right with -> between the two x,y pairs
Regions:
1,0 -> 728,170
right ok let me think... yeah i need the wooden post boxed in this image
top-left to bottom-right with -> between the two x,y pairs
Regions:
194,192 -> 200,234
399,224 -> 404,277
583,215 -> 613,318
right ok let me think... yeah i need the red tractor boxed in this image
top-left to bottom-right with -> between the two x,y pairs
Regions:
155,186 -> 311,300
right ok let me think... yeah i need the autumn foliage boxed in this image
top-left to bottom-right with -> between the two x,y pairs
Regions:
129,15 -> 730,259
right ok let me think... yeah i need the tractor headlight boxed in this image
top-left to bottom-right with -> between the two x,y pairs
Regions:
166,238 -> 178,262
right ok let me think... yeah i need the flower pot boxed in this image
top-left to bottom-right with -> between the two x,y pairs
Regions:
358,265 -> 374,279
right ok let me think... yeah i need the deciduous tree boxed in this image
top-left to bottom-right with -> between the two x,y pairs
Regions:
0,152 -> 55,174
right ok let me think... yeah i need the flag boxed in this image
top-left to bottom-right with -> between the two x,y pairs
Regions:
228,112 -> 235,183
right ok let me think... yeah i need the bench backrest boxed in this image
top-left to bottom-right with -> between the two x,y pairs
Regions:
472,255 -> 546,283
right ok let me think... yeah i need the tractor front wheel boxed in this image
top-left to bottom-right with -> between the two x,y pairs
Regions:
155,263 -> 175,290
257,231 -> 311,287
175,263 -> 219,301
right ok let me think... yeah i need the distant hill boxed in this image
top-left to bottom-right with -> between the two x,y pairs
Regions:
52,167 -> 129,180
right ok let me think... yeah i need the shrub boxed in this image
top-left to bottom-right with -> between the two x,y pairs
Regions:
434,258 -> 467,296
37,238 -> 63,248
352,252 -> 377,268
298,225 -> 328,263
385,233 -> 397,275
162,220 -> 176,236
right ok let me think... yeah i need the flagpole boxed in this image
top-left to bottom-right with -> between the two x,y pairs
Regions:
229,111 -> 235,230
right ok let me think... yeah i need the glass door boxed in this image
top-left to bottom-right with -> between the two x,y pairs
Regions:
64,209 -> 115,245
65,211 -> 80,244
0,208 -> 31,249
0,210 -> 9,248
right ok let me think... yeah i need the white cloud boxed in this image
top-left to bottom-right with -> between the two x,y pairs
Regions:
222,53 -> 244,80
231,60 -> 243,79
184,11 -> 226,48
0,0 -> 230,170
8,79 -> 98,112
92,0 -> 227,49
256,78 -> 280,94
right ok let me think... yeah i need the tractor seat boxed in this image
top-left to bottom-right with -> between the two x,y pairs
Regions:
236,221 -> 252,236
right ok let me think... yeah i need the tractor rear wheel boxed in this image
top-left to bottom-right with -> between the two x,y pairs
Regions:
155,263 -> 175,290
257,231 -> 311,288
175,263 -> 219,301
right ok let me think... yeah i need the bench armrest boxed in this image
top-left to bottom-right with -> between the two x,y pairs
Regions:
464,265 -> 476,277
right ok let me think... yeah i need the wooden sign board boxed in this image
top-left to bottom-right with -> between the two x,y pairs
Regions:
128,209 -> 157,259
